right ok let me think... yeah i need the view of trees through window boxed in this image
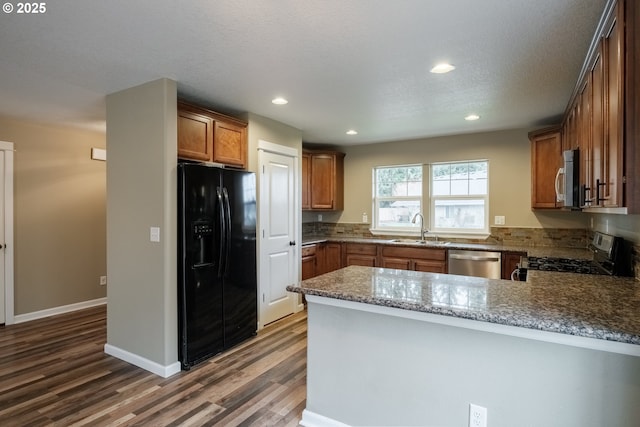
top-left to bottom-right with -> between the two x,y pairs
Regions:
431,161 -> 488,231
374,165 -> 422,228
373,161 -> 489,233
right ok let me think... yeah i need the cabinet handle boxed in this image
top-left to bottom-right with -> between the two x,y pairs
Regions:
289,241 -> 296,246
596,179 -> 607,204
581,185 -> 592,206
554,167 -> 565,202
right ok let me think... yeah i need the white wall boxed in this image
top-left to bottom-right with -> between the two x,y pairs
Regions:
306,300 -> 640,427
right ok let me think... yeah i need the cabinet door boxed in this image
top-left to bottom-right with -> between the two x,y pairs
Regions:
578,82 -> 593,206
591,47 -> 605,205
501,251 -> 526,280
345,244 -> 377,267
413,259 -> 446,274
563,108 -> 578,152
301,256 -> 316,280
381,257 -> 411,270
530,129 -> 563,208
324,242 -> 343,273
213,120 -> 247,169
310,154 -> 335,209
345,254 -> 377,267
301,153 -> 310,210
301,244 -> 317,280
178,109 -> 213,161
315,243 -> 327,275
603,9 -> 623,207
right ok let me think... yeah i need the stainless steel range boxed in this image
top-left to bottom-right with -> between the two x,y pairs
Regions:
518,231 -> 631,279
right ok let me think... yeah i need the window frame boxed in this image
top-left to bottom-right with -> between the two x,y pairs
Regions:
370,160 -> 490,237
371,164 -> 423,234
429,160 -> 490,235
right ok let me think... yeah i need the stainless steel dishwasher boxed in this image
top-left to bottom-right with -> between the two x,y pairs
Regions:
448,249 -> 502,279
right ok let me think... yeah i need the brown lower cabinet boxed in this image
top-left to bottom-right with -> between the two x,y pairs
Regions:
324,242 -> 343,273
501,251 -> 526,280
302,241 -> 344,280
344,243 -> 378,267
302,241 -> 520,280
380,246 -> 447,273
301,244 -> 317,280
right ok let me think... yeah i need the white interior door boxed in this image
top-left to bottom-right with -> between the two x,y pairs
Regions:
0,141 -> 13,326
0,150 -> 4,324
258,142 -> 298,327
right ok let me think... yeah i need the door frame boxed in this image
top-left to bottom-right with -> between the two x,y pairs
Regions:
0,140 -> 14,325
257,139 -> 301,330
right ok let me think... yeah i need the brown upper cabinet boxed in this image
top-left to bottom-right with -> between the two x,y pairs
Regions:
557,0 -> 639,212
529,127 -> 563,209
302,149 -> 345,211
178,101 -> 248,169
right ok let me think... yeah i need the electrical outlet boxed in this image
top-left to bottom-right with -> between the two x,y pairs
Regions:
99,276 -> 107,286
317,214 -> 323,222
494,215 -> 505,225
469,403 -> 487,427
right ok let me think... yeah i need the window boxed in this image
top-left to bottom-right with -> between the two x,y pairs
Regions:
372,165 -> 422,231
372,160 -> 489,235
431,161 -> 488,233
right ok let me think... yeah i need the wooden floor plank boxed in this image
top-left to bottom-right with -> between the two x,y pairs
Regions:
0,306 -> 307,426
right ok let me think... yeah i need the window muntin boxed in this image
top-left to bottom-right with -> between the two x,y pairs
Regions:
373,165 -> 422,230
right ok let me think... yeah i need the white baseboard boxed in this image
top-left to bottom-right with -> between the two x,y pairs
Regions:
13,297 -> 107,324
104,343 -> 181,378
300,409 -> 351,427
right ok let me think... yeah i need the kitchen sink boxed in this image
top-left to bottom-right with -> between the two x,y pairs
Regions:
389,239 -> 451,246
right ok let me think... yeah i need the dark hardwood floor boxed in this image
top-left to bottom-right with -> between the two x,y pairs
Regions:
0,306 -> 307,426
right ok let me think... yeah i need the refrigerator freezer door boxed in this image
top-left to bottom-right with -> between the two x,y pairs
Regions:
221,169 -> 257,348
178,163 -> 224,369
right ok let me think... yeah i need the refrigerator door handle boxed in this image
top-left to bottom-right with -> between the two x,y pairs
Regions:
222,187 -> 232,277
216,187 -> 226,278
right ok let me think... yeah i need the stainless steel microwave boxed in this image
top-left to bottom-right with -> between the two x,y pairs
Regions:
555,149 -> 579,209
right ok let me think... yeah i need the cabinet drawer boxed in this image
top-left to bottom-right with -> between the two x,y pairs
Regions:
301,245 -> 316,257
345,243 -> 377,256
381,246 -> 446,261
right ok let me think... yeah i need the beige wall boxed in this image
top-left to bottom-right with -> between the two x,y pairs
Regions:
0,116 -> 106,315
106,78 -> 178,367
245,112 -> 302,173
317,128 -> 588,229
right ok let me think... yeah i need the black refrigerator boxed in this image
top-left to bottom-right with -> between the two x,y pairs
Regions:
178,162 -> 257,370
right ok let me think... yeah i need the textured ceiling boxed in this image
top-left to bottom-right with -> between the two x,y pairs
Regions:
0,0 -> 607,145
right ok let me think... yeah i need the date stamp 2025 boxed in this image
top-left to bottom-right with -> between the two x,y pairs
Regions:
3,2 -> 47,14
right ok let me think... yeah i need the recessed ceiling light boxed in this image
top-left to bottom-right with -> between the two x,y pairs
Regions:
465,114 -> 480,121
272,97 -> 288,105
430,63 -> 455,74
346,130 -> 358,135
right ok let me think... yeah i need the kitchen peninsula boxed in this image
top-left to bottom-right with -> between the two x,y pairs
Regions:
288,266 -> 640,427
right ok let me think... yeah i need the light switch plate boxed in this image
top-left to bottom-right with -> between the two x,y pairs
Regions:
150,227 -> 161,242
494,215 -> 505,225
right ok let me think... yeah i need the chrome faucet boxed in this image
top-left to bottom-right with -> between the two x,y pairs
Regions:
411,213 -> 427,241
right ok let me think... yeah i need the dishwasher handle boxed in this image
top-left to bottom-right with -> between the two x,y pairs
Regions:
449,254 -> 500,262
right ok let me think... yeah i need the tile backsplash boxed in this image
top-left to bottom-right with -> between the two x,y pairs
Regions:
303,222 -> 639,280
303,222 -> 589,248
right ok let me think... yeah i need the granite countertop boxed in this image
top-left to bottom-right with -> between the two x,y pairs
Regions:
301,235 -> 593,259
287,265 -> 640,345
